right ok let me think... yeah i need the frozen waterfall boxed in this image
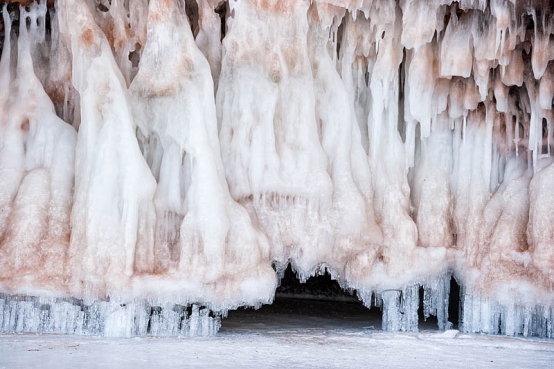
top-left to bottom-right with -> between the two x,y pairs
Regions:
0,0 -> 554,338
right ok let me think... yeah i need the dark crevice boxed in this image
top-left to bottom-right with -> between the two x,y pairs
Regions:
96,0 -> 111,13
418,286 -> 439,330
128,42 -> 141,68
97,3 -> 109,12
449,275 -> 461,329
336,16 -> 345,59
214,1 -> 227,40
184,0 -> 199,38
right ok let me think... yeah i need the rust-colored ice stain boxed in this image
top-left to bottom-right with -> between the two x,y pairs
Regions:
252,0 -> 299,15
79,28 -> 95,47
149,0 -> 180,23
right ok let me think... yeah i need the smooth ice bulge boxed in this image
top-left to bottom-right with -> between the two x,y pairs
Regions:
0,0 -> 554,337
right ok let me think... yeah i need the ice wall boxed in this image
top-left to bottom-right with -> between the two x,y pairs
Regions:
0,0 -> 554,337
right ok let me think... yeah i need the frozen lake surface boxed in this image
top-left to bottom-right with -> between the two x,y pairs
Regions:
1,298 -> 553,368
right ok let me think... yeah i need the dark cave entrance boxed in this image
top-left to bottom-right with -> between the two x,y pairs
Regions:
220,265 -> 462,333
274,264 -> 359,303
220,265 -> 380,333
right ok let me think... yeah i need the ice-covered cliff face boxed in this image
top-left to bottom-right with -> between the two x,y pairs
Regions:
0,0 -> 553,337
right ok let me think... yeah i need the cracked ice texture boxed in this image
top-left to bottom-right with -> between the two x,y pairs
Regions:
0,0 -> 554,335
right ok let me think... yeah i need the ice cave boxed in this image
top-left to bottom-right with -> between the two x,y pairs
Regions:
0,0 -> 553,339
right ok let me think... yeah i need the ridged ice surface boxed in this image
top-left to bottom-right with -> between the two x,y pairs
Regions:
0,0 -> 553,337
0,294 -> 220,337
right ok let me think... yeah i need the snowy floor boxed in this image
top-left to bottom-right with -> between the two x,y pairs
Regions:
1,298 -> 554,368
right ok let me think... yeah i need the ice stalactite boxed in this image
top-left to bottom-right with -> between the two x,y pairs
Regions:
0,2 -> 76,294
58,0 -> 157,298
218,0 -> 335,279
128,0 -> 276,305
0,0 -> 554,338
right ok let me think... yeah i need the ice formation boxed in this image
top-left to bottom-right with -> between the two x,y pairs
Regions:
0,0 -> 554,337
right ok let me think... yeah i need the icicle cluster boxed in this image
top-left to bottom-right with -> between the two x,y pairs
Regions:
0,0 -> 553,337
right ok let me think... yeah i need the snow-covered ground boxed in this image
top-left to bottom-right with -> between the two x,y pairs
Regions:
1,329 -> 554,368
1,299 -> 553,368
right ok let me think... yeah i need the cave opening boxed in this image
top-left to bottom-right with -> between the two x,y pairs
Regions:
220,265 -> 381,333
221,265 -> 462,333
